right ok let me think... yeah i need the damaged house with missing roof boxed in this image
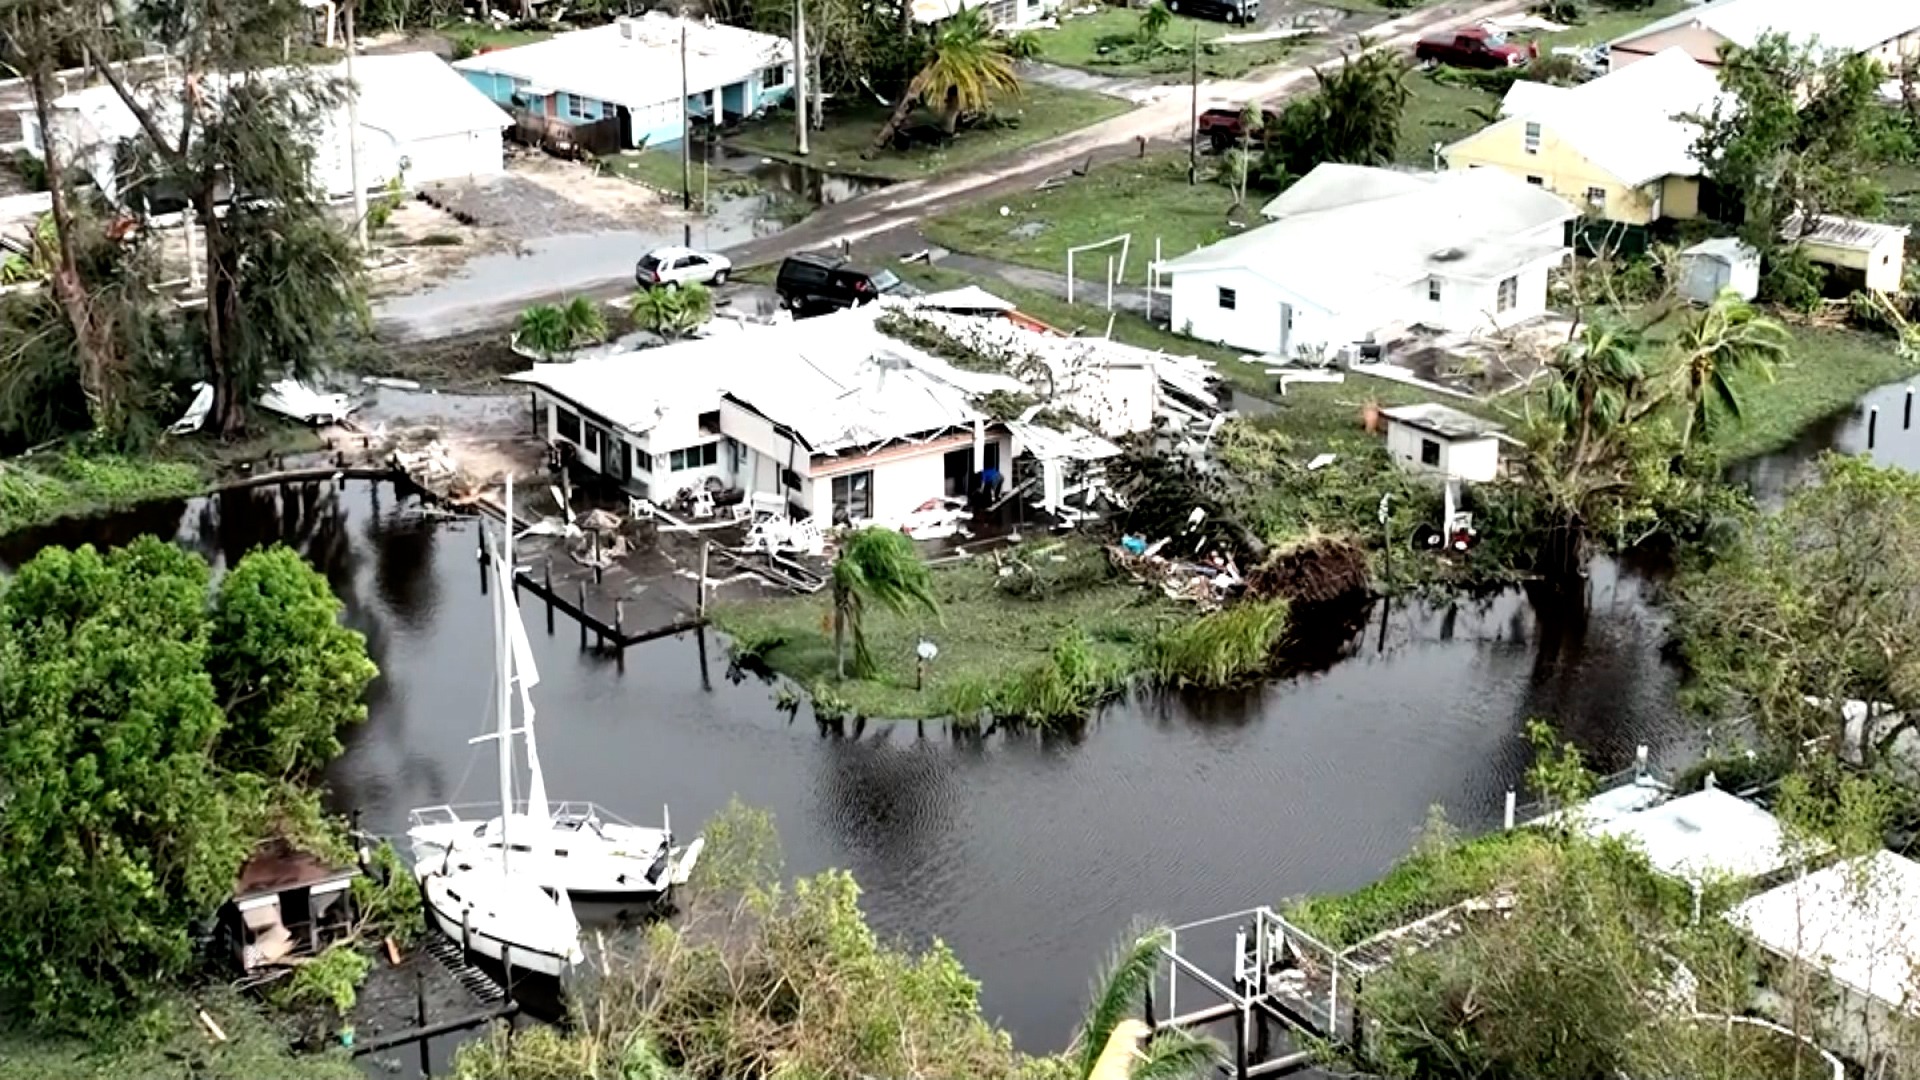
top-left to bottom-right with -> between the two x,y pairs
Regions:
507,290 -> 1217,530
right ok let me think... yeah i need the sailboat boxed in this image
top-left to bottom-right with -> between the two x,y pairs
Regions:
416,496 -> 583,977
409,476 -> 704,910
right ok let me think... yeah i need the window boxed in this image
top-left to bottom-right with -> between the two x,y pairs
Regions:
1523,121 -> 1541,154
1420,439 -> 1441,467
584,425 -> 603,458
1525,175 -> 1544,186
1497,275 -> 1517,313
631,446 -> 653,473
1427,278 -> 1442,303
698,409 -> 721,434
781,467 -> 803,491
1217,286 -> 1237,311
762,64 -> 788,87
566,93 -> 594,121
669,442 -> 720,471
555,406 -> 582,445
1585,186 -> 1606,210
832,471 -> 872,522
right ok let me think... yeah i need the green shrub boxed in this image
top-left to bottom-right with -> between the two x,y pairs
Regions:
1150,598 -> 1289,689
1287,820 -> 1553,947
276,945 -> 372,1015
991,632 -> 1128,724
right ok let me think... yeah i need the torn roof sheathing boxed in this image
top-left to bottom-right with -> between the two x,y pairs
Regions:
507,296 -> 1218,455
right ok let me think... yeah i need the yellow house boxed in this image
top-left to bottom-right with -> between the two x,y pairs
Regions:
1611,0 -> 1920,74
1444,48 -> 1723,229
1788,214 -> 1911,293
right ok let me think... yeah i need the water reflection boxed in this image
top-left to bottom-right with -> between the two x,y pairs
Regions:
1729,377 -> 1920,505
0,480 -> 1690,1051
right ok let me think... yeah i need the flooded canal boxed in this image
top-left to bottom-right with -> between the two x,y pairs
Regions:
0,483 -> 1688,1051
3,376 -> 1915,1059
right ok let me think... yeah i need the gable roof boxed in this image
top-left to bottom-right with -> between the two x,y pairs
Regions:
1166,165 -> 1575,312
1613,0 -> 1920,60
1459,48 -> 1725,187
53,51 -> 507,148
1787,213 -> 1911,252
453,13 -> 790,110
1380,403 -> 1504,440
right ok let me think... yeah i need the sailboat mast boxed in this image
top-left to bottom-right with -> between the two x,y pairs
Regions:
497,474 -> 516,873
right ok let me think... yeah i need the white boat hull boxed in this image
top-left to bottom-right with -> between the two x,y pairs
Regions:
418,865 -> 583,978
409,807 -> 691,904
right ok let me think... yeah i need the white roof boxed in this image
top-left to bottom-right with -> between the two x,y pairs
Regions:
1615,0 -> 1920,59
1730,851 -> 1920,1011
1472,48 -> 1726,186
1683,236 -> 1760,263
453,13 -> 791,112
51,52 -> 506,153
507,299 -> 1214,454
1788,213 -> 1912,252
1165,165 -> 1575,313
1379,402 -> 1504,440
1590,788 -> 1793,885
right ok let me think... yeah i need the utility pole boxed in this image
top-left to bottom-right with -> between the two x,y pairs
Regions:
1187,25 -> 1198,185
680,23 -> 693,211
793,0 -> 809,155
344,0 -> 368,251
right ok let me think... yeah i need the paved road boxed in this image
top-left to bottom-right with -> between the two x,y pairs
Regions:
372,0 -> 1524,340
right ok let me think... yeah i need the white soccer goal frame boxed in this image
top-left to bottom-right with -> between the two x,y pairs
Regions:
1065,234 -> 1131,307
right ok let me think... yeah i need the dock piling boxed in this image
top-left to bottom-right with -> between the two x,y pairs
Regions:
415,969 -> 430,1077
545,564 -> 555,634
1503,790 -> 1516,830
697,540 -> 711,618
1870,406 -> 1880,450
577,582 -> 589,650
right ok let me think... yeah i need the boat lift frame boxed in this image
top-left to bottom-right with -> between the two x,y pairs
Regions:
1150,907 -> 1361,1080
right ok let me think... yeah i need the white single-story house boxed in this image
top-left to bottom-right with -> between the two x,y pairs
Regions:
506,294 -> 1213,526
1679,237 -> 1762,303
17,51 -> 509,206
1610,0 -> 1920,73
1787,214 -> 1911,294
1379,403 -> 1504,483
1159,164 -> 1576,359
1730,850 -> 1920,1069
1443,47 -> 1725,227
454,13 -> 792,150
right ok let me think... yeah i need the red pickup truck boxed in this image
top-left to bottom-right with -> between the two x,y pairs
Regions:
1414,26 -> 1533,69
1198,106 -> 1281,152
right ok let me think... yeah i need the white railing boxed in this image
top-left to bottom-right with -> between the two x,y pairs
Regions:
407,800 -> 639,830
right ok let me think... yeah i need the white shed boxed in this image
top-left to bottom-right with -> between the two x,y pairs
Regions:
1380,403 -> 1504,483
1679,237 -> 1761,303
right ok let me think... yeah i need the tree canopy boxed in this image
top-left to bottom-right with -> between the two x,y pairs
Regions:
1256,48 -> 1410,185
1690,33 -> 1895,255
0,538 -> 375,1026
1675,455 -> 1920,775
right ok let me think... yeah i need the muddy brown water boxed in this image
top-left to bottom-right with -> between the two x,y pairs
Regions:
0,377 -> 1904,1069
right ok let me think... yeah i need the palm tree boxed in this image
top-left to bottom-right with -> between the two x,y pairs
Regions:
830,527 -> 938,679
1668,289 -> 1789,448
868,8 -> 1021,154
561,296 -> 608,347
1545,320 -> 1652,463
1137,1 -> 1172,46
515,303 -> 571,359
1070,928 -> 1219,1080
629,282 -> 714,339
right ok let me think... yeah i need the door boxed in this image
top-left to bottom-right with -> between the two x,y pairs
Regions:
1278,302 -> 1293,358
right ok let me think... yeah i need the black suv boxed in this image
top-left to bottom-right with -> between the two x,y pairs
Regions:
775,252 -> 911,316
1168,0 -> 1258,24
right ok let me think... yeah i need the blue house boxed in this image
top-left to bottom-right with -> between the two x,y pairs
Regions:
453,13 -> 792,150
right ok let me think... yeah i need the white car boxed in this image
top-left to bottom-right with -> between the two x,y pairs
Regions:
636,246 -> 731,288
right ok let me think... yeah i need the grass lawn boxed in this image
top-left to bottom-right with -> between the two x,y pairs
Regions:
1879,163 -> 1920,233
1030,9 -> 1309,80
1535,0 -> 1687,47
1710,326 -> 1920,462
921,153 -> 1241,277
1,422 -> 326,537
714,539 -> 1186,721
1397,70 -> 1498,166
445,24 -> 556,52
725,83 -> 1132,181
